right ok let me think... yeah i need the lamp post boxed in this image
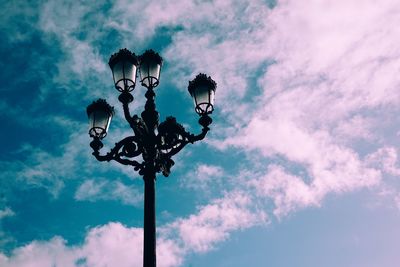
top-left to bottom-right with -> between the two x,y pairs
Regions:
86,48 -> 216,267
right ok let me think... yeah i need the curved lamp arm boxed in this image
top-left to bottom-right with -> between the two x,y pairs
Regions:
118,92 -> 149,138
90,136 -> 144,171
162,114 -> 212,158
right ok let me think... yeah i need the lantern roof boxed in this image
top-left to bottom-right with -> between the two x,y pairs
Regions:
86,99 -> 115,117
139,49 -> 163,66
108,48 -> 139,69
188,73 -> 217,96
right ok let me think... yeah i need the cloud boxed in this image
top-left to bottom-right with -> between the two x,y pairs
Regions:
366,147 -> 400,177
80,223 -> 182,267
0,222 -> 182,267
202,0 -> 400,214
0,188 -> 266,266
0,0 -> 40,43
180,164 -> 225,192
250,165 -> 318,217
163,190 -> 268,253
0,237 -> 78,267
0,120 -> 142,200
0,130 -> 92,198
0,208 -> 15,220
75,179 -> 143,206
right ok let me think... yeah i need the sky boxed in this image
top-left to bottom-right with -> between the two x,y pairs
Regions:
1,0 -> 400,266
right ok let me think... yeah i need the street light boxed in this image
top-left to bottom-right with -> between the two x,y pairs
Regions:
86,48 -> 217,267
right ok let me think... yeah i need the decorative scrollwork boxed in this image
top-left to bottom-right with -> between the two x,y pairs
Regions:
90,94 -> 212,178
92,136 -> 143,170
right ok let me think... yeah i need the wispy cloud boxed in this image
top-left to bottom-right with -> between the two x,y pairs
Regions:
0,188 -> 267,267
75,179 -> 142,206
0,208 -> 15,220
180,164 -> 225,193
0,223 -> 180,267
163,190 -> 268,253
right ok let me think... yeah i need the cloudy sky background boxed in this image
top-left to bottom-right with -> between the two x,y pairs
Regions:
1,0 -> 400,266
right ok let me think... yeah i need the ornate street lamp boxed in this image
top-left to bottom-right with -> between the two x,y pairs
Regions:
86,99 -> 115,150
86,48 -> 216,267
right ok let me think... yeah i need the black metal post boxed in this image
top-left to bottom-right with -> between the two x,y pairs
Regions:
141,85 -> 158,267
143,167 -> 156,267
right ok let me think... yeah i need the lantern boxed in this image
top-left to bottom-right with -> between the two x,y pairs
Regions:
109,48 -> 139,92
86,99 -> 114,139
188,73 -> 217,115
139,50 -> 163,88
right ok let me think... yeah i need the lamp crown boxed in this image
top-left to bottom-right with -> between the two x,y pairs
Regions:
188,73 -> 217,96
139,49 -> 163,66
108,48 -> 139,69
86,99 -> 115,117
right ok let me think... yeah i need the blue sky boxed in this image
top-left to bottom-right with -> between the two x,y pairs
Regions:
1,0 -> 400,266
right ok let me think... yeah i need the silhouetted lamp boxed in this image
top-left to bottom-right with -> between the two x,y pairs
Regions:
109,48 -> 139,92
87,47 -> 217,267
188,73 -> 217,115
86,99 -> 114,140
139,50 -> 163,88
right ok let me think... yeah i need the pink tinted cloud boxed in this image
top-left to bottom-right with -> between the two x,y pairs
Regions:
180,164 -> 225,191
163,190 -> 268,253
203,0 -> 400,214
0,191 -> 266,266
0,223 -> 182,267
0,237 -> 78,267
366,147 -> 400,177
250,165 -> 319,217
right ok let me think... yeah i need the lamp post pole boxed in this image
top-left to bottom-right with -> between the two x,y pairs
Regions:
143,168 -> 156,267
86,49 -> 216,267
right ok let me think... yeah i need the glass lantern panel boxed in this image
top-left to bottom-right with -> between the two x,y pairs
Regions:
140,63 -> 161,88
113,61 -> 137,91
112,61 -> 124,91
122,62 -> 136,91
193,85 -> 214,114
209,89 -> 215,106
96,110 -> 111,131
89,110 -> 112,137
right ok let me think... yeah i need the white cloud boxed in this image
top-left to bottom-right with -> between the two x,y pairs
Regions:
75,179 -> 143,206
0,222 -> 182,267
81,223 -> 144,267
0,1 -> 38,43
203,0 -> 400,213
0,208 -> 15,220
0,237 -> 78,267
163,191 -> 268,253
333,115 -> 375,142
1,131 -> 91,198
0,190 -> 266,266
366,147 -> 400,177
228,116 -> 380,183
250,165 -> 318,217
180,164 -> 224,192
